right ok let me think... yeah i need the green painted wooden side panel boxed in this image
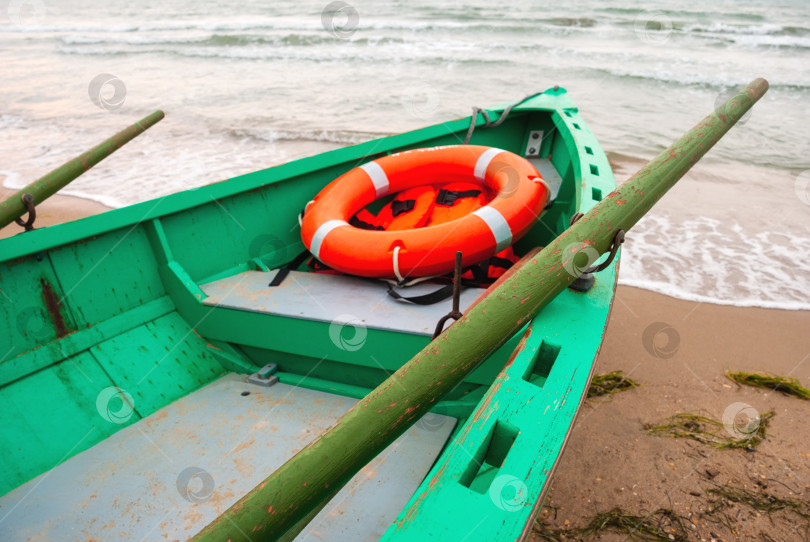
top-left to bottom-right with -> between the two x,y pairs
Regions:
91,312 -> 227,418
382,261 -> 617,541
0,296 -> 175,388
48,225 -> 166,325
0,350 -> 131,495
160,185 -> 299,282
0,255 -> 71,360
182,301 -> 521,398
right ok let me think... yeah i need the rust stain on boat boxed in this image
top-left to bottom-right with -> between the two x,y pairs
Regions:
40,277 -> 69,337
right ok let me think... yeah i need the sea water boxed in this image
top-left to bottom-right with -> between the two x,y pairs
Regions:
1,0 -> 808,309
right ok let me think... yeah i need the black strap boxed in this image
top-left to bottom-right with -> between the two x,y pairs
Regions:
391,199 -> 415,217
386,269 -> 500,304
384,253 -> 521,305
387,282 -> 456,305
489,256 -> 514,270
386,263 -> 490,305
466,262 -> 489,284
435,189 -> 481,206
349,216 -> 384,231
269,250 -> 311,287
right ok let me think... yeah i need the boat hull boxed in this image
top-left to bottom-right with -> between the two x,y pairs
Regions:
0,86 -> 618,540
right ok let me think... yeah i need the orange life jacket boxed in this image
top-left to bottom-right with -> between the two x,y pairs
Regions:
301,145 -> 547,280
309,180 -> 519,283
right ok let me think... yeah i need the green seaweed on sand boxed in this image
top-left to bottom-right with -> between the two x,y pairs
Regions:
726,371 -> 810,400
534,507 -> 689,541
705,484 -> 810,526
580,508 -> 690,541
588,370 -> 638,398
644,411 -> 774,450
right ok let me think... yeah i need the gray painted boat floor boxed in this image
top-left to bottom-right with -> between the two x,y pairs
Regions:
0,374 -> 456,541
201,270 -> 486,336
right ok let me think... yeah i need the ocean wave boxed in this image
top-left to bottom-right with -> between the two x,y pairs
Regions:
59,33 -> 212,45
0,18 -> 524,35
619,214 -> 810,311
687,31 -> 810,50
0,169 -> 22,187
58,32 -> 409,48
46,30 -> 810,58
0,114 -> 26,129
546,17 -> 598,28
682,22 -> 810,36
677,22 -> 810,49
594,66 -> 810,90
598,7 -> 766,22
0,20 -> 311,34
55,41 -> 511,65
0,16 -> 607,39
229,128 -> 386,145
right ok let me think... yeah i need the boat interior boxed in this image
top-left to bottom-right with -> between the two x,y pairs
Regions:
0,90 -> 618,540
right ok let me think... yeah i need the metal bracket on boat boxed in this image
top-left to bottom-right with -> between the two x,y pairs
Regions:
569,212 -> 584,226
524,130 -> 544,158
13,193 -> 36,232
247,363 -> 279,387
567,213 -> 625,292
432,251 -> 463,339
586,229 -> 624,274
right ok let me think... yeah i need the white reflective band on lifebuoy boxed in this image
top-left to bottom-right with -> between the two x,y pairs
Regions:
474,147 -> 504,182
473,206 -> 512,253
360,161 -> 390,198
310,219 -> 348,259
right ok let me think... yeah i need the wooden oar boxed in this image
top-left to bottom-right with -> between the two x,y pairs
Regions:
191,78 -> 769,541
0,110 -> 164,231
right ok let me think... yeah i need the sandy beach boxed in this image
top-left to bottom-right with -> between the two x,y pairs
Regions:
533,286 -> 810,541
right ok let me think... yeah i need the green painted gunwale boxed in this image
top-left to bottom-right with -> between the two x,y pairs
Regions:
0,86 -> 617,539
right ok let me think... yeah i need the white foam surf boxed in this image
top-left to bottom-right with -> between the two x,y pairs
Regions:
618,214 -> 810,311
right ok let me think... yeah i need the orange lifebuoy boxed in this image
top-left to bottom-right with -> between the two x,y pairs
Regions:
300,145 -> 549,279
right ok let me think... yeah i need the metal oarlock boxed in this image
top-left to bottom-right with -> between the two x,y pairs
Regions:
584,229 -> 625,275
13,193 -> 36,232
567,212 -> 625,291
432,251 -> 463,339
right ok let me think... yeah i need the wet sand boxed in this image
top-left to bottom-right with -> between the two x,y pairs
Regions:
532,286 -> 810,541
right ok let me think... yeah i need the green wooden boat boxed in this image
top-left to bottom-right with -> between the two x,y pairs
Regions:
0,79 -> 766,541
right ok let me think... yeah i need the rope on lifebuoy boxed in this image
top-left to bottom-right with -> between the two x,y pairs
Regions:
392,245 -> 405,283
298,200 -> 315,227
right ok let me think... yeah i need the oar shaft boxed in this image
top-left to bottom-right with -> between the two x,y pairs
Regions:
0,110 -> 165,230
192,78 -> 768,541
